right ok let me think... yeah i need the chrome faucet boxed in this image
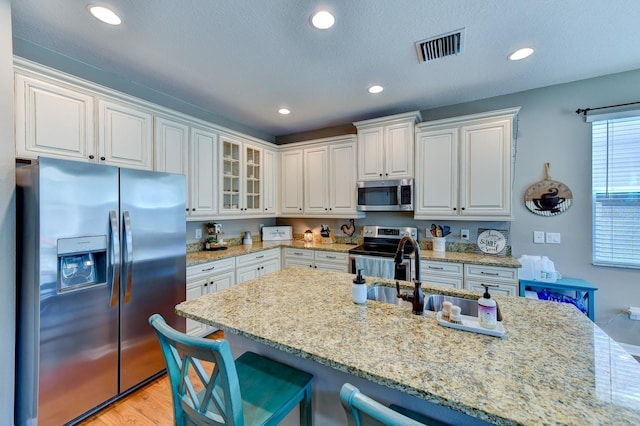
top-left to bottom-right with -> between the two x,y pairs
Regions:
394,236 -> 424,315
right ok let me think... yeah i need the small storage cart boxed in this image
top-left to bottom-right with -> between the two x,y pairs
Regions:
519,277 -> 598,321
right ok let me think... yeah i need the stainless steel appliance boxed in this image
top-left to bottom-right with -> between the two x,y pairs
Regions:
16,157 -> 186,426
356,179 -> 413,211
348,226 -> 418,281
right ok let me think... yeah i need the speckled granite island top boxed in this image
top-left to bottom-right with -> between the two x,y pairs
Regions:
187,240 -> 522,268
176,268 -> 640,425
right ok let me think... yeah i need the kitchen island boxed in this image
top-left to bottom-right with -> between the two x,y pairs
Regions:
176,268 -> 640,425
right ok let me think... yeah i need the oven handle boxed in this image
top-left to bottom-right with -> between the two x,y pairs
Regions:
349,254 -> 412,282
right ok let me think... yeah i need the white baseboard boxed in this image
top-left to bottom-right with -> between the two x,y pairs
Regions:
619,342 -> 640,357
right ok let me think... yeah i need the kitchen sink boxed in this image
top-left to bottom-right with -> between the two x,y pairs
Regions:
366,285 -> 478,317
366,284 -> 431,308
424,294 -> 478,317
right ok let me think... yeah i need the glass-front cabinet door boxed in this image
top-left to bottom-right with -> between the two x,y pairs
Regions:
244,146 -> 261,213
221,138 -> 241,213
219,135 -> 263,215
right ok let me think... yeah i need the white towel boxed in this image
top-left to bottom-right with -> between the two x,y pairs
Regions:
354,257 -> 396,279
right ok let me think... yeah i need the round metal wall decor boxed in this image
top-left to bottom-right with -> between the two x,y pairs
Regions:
524,163 -> 573,216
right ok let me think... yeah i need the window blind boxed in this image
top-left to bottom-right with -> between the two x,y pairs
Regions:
592,116 -> 640,268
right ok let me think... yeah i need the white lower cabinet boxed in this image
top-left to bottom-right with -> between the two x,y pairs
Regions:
420,260 -> 463,289
186,257 -> 236,336
283,248 -> 349,272
463,264 -> 519,296
235,249 -> 281,283
314,250 -> 350,272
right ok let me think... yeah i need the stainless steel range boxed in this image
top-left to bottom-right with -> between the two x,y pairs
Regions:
348,226 -> 418,281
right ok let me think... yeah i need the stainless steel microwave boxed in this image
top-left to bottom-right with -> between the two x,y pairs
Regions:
356,179 -> 413,211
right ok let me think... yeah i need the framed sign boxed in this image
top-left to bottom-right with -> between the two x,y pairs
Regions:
476,229 -> 508,256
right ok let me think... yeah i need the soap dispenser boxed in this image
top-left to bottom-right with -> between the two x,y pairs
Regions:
478,284 -> 497,329
352,269 -> 367,304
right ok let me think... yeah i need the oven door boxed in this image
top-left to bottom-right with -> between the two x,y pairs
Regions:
349,254 -> 412,282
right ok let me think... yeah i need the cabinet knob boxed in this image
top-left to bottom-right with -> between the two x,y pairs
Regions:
461,207 -> 465,211
453,207 -> 457,211
325,208 -> 328,211
385,173 -> 388,176
379,173 -> 383,177
185,208 -> 189,212
192,208 -> 196,211
88,155 -> 95,160
299,208 -> 302,211
100,156 -> 106,161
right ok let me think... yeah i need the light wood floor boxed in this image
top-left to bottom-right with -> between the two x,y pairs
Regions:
79,330 -> 223,425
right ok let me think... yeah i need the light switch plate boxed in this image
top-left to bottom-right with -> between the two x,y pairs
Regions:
546,232 -> 561,244
195,228 -> 202,239
533,231 -> 545,244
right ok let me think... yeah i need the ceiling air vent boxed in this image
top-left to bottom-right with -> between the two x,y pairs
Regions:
415,28 -> 465,63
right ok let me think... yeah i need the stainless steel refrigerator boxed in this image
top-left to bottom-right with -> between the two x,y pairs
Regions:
16,157 -> 186,425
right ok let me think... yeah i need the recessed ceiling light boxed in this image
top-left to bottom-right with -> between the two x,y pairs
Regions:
311,11 -> 335,29
88,5 -> 122,25
509,47 -> 534,61
368,85 -> 384,94
278,108 -> 291,115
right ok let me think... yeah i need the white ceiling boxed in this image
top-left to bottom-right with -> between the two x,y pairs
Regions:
11,0 -> 640,137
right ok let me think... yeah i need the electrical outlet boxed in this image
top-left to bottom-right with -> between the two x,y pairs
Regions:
195,228 -> 202,239
461,229 -> 470,240
533,231 -> 545,244
629,307 -> 640,321
546,232 -> 561,244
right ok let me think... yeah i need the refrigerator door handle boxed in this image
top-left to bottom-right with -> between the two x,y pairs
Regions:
122,210 -> 134,304
108,210 -> 121,307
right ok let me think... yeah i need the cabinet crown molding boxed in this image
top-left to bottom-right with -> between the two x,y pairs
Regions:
353,110 -> 422,128
416,107 -> 521,130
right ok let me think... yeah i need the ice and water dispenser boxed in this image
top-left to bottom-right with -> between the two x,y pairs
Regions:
57,236 -> 108,292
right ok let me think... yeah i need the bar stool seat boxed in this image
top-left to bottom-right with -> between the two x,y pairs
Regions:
149,314 -> 313,426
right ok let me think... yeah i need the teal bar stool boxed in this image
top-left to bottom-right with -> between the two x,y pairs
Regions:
340,383 -> 428,426
149,314 -> 313,426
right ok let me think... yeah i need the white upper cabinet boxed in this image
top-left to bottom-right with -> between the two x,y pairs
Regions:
188,127 -> 218,218
354,111 -> 421,181
280,136 -> 360,217
97,98 -> 154,170
15,72 -> 95,162
280,149 -> 304,214
154,116 -> 189,175
303,145 -> 329,214
14,68 -> 155,170
262,147 -> 278,215
328,141 -> 358,215
415,108 -> 520,220
219,134 -> 267,217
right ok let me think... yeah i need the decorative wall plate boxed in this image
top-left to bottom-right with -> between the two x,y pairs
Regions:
524,163 -> 573,216
476,229 -> 507,255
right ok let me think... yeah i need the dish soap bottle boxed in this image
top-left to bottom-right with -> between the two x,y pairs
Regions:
352,269 -> 367,304
478,284 -> 497,329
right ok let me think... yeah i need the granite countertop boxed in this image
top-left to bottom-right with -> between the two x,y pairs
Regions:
187,240 -> 521,268
176,268 -> 640,425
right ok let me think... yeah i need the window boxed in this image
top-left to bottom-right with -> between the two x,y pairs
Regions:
591,116 -> 640,268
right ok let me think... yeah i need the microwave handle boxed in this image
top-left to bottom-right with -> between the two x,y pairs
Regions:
397,185 -> 402,205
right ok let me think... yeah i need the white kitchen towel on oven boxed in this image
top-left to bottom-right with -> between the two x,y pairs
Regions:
355,257 -> 395,279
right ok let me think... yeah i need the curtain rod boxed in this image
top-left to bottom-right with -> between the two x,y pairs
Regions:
575,101 -> 640,116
